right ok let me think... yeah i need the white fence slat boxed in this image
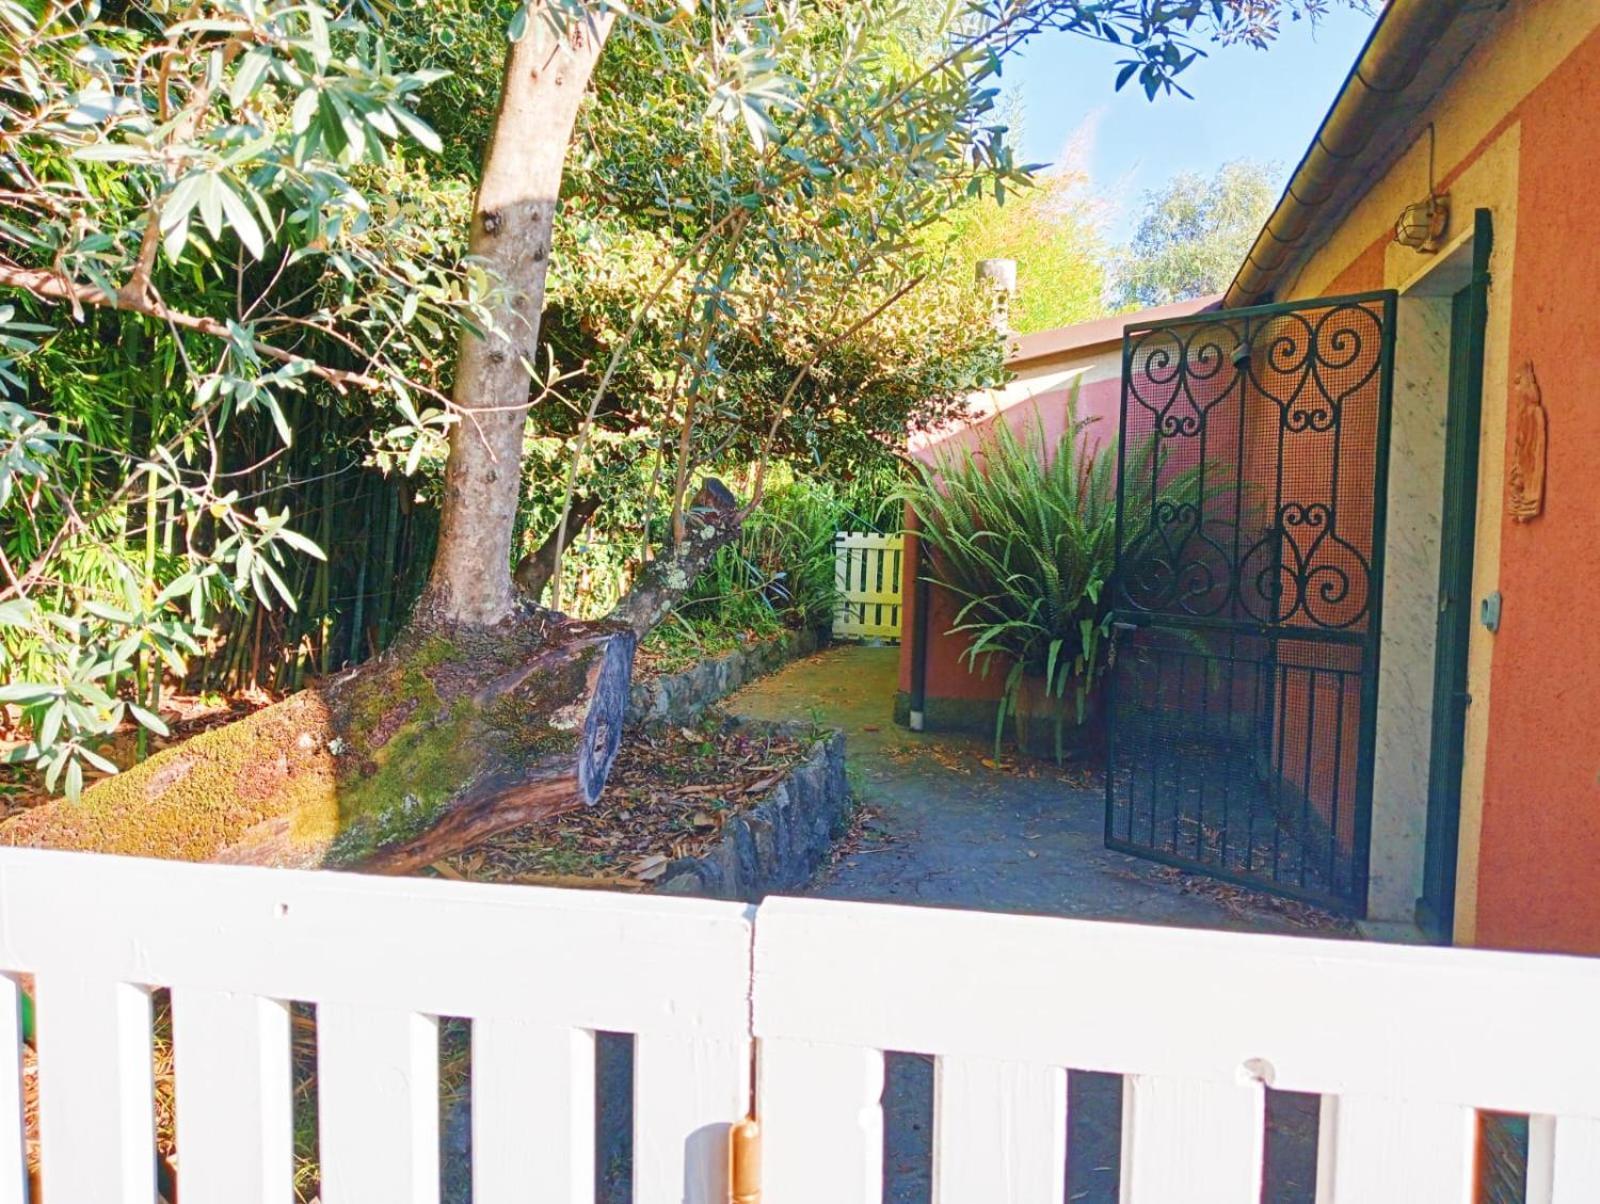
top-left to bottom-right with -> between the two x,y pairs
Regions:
0,850 -> 754,1038
1528,1115 -> 1600,1203
1315,1094 -> 1475,1204
317,1004 -> 439,1204
633,1033 -> 749,1204
932,1056 -> 1065,1204
471,1020 -> 594,1204
32,975 -> 155,1204
1120,1075 -> 1262,1203
171,988 -> 292,1204
0,976 -> 26,1204
759,1039 -> 884,1204
750,895 -> 1600,1118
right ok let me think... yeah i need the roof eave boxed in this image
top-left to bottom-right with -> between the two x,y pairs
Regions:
1224,0 -> 1505,309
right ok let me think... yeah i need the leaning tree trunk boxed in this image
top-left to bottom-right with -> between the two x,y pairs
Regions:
3,16 -> 744,871
1,615 -> 633,870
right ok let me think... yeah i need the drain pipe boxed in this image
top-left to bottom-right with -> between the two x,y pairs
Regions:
907,516 -> 930,732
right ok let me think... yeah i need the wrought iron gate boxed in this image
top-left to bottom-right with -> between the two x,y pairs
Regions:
1105,291 -> 1396,914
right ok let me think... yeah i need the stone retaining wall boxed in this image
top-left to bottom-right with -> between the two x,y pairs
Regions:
656,719 -> 849,902
626,626 -> 825,727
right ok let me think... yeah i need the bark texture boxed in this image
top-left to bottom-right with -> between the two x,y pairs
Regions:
609,479 -> 743,636
3,614 -> 634,870
423,15 -> 615,627
513,493 -> 602,601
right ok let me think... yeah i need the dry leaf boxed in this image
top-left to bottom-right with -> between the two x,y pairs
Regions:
628,853 -> 670,881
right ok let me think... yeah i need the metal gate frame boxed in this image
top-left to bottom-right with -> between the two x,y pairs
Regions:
1104,290 -> 1398,916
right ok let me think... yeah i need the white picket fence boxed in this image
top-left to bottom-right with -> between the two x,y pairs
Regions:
2,847 -> 1599,1203
833,531 -> 902,639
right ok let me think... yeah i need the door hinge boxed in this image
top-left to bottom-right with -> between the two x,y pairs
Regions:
731,1115 -> 761,1204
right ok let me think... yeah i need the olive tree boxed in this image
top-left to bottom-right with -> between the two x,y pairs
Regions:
1,0 -> 1353,867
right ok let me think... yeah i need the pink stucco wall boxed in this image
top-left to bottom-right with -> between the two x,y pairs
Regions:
897,371 -> 1122,703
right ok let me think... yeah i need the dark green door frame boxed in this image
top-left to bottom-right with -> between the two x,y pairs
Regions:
1417,208 -> 1493,944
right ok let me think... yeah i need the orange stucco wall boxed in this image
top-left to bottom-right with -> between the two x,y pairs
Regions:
1473,28 -> 1600,955
1289,11 -> 1600,952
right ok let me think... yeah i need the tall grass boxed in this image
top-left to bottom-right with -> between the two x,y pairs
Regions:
676,476 -> 845,635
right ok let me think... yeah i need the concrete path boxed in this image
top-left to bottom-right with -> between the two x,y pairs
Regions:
725,642 -> 1344,1203
727,643 -> 1342,934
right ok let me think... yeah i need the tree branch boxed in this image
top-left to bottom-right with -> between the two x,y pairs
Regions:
0,264 -> 383,392
607,478 -> 742,638
512,493 -> 603,604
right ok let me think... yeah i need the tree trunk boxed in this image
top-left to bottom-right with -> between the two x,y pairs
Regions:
1,19 -> 750,873
609,479 -> 742,636
3,615 -> 634,870
421,15 -> 614,628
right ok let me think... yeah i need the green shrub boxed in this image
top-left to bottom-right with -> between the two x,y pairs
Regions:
900,386 -> 1203,761
679,476 -> 842,633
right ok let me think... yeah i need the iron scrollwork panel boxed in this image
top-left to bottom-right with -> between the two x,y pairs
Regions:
1117,299 -> 1387,635
1108,292 -> 1395,915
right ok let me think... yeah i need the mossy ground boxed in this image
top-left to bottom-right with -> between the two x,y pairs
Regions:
1,615 -> 617,868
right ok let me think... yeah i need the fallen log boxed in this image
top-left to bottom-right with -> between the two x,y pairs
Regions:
1,613 -> 634,871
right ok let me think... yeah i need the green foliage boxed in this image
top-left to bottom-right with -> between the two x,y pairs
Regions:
1,0 -> 1346,796
1109,158 -> 1281,308
940,157 -> 1108,334
680,475 -> 842,631
898,390 -> 1116,760
899,386 -> 1211,761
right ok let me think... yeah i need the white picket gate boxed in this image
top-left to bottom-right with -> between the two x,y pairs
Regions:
0,849 -> 752,1204
2,847 -> 1600,1203
833,531 -> 902,639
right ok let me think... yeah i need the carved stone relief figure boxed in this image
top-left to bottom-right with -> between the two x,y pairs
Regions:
1508,359 -> 1547,523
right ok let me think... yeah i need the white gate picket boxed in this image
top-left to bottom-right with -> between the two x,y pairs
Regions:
0,976 -> 24,1204
759,1038 -> 884,1204
317,1005 -> 440,1204
1314,1094 -> 1476,1204
170,988 -> 293,1204
633,1033 -> 750,1204
1528,1115 -> 1600,1204
471,1019 -> 594,1204
932,1056 -> 1065,1203
1121,1075 -> 1264,1204
31,974 -> 155,1204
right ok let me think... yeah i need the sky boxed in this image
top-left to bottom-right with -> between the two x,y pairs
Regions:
1005,7 -> 1382,240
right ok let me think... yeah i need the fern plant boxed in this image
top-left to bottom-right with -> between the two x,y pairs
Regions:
900,385 -> 1203,761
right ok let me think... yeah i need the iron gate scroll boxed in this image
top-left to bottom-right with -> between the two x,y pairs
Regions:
1106,291 -> 1396,914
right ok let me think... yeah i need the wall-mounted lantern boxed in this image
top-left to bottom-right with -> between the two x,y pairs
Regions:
1394,124 -> 1449,253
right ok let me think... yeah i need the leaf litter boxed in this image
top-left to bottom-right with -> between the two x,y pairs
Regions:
424,710 -> 818,889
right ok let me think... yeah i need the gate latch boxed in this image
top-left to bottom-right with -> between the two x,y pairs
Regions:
1480,591 -> 1502,633
731,1115 -> 761,1204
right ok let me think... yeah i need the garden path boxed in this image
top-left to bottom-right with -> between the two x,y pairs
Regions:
724,641 -> 1350,1203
